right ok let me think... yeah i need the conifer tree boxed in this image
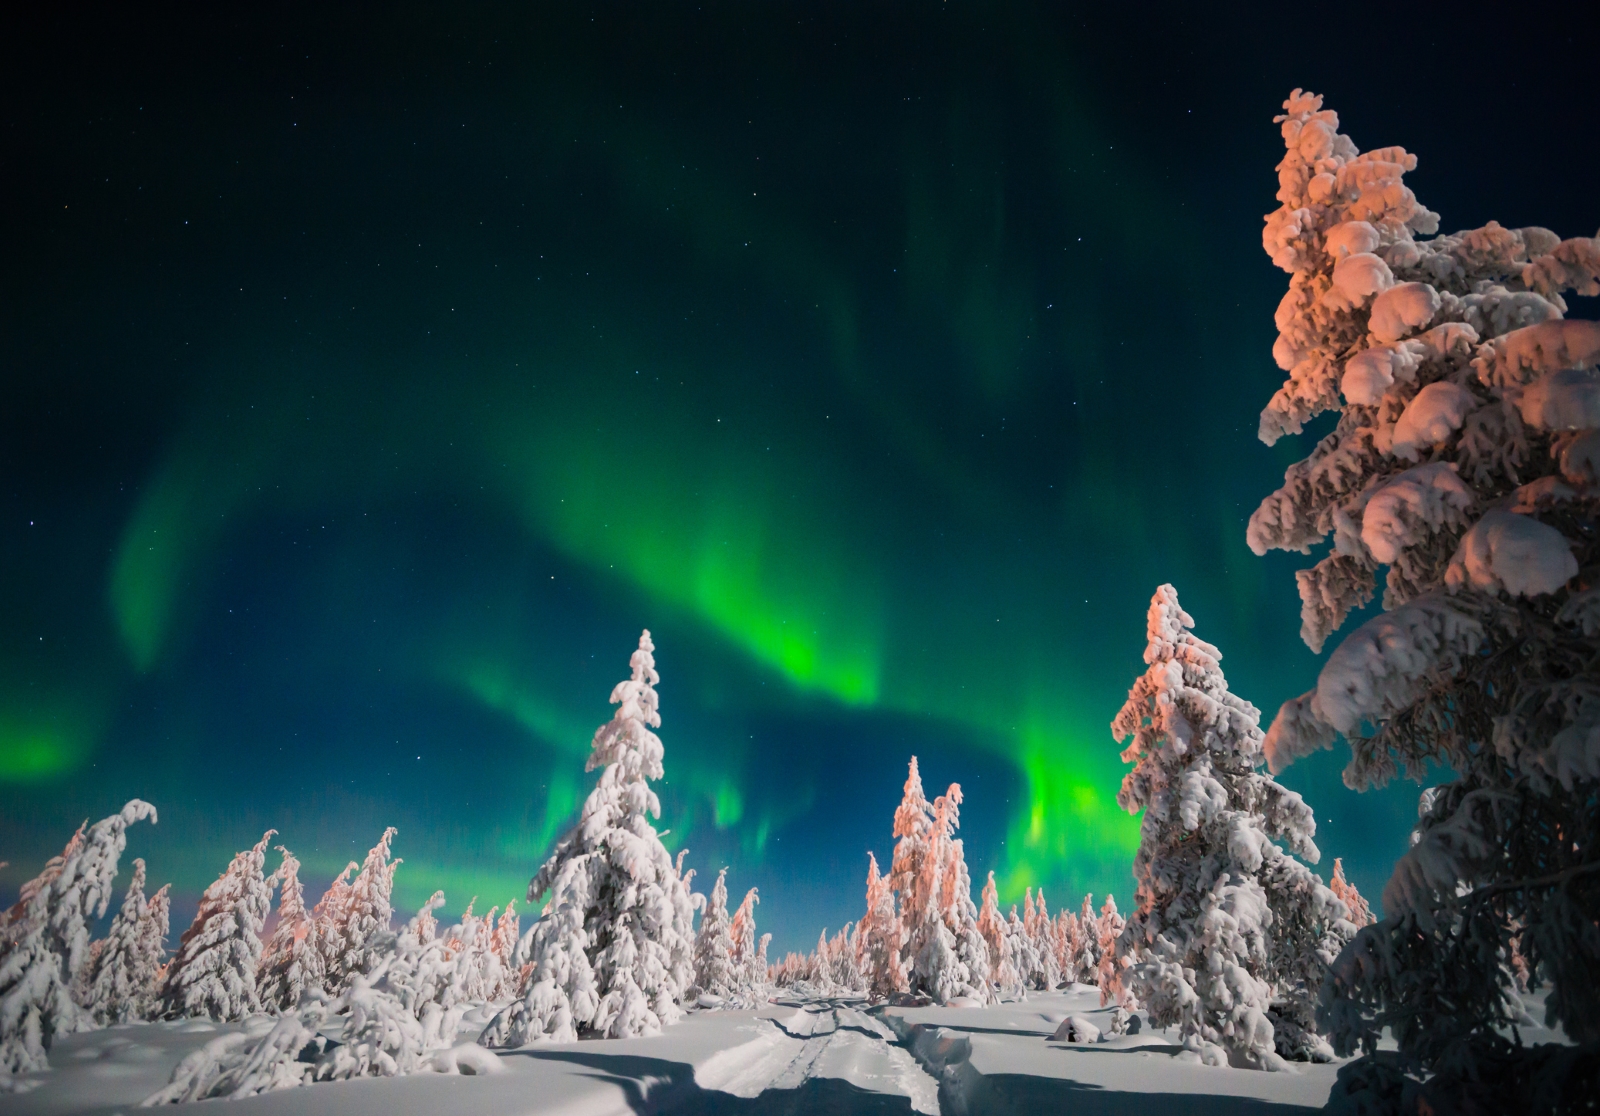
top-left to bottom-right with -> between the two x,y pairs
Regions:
1073,894 -> 1100,986
258,847 -> 325,1012
159,830 -> 278,1022
481,630 -> 696,1045
1027,889 -> 1061,990
323,828 -> 401,993
1327,859 -> 1374,928
977,872 -> 1023,999
888,757 -> 933,981
1113,585 -> 1351,1069
1005,906 -> 1038,995
1247,89 -> 1600,1107
729,887 -> 763,997
1,800 -> 156,1076
691,869 -> 737,1001
82,859 -> 169,1024
858,852 -> 905,999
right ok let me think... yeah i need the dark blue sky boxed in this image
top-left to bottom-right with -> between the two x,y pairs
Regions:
3,3 -> 1595,953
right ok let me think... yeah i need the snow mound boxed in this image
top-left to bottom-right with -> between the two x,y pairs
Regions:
1445,510 -> 1576,597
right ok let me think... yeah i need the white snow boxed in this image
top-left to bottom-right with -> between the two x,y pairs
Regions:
1390,381 -> 1477,459
1367,281 -> 1439,343
1,987 -> 1397,1114
1444,509 -> 1577,597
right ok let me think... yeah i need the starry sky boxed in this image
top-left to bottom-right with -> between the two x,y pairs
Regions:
3,4 -> 1596,954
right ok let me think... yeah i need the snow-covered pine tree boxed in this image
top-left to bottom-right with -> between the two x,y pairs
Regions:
691,868 -> 737,1002
81,858 -> 168,1024
1027,889 -> 1061,990
1095,894 -> 1136,1033
888,757 -> 933,979
936,788 -> 994,1004
488,901 -> 520,1001
1113,585 -> 1351,1069
1327,859 -> 1374,928
977,872 -> 1024,999
1005,906 -> 1038,996
258,847 -> 325,1012
831,923 -> 865,993
1053,909 -> 1075,985
1,800 -> 156,1077
1247,90 -> 1600,1108
311,860 -> 356,976
729,887 -> 764,998
858,852 -> 905,999
159,830 -> 278,1022
903,785 -> 989,1003
322,828 -> 401,994
1071,894 -> 1100,986
481,630 -> 696,1045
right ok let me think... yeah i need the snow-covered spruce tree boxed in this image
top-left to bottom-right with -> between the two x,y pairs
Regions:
1327,859 -> 1374,928
1,800 -> 156,1079
322,828 -> 401,994
1004,905 -> 1039,995
1095,893 -> 1136,1033
729,886 -> 765,999
904,784 -> 990,1003
1246,90 -> 1600,1108
1025,889 -> 1061,990
1113,585 -> 1352,1069
858,852 -> 905,999
81,858 -> 169,1024
481,630 -> 696,1045
691,868 -> 738,1002
258,847 -> 325,1012
887,756 -> 934,982
1071,894 -> 1100,986
159,830 -> 278,1022
977,873 -> 1025,999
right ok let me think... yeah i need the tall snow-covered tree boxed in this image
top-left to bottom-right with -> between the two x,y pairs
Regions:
1113,585 -> 1351,1069
258,847 -> 325,1012
81,858 -> 169,1024
1327,859 -> 1374,928
481,630 -> 696,1045
887,757 -> 933,981
691,869 -> 737,1001
1,800 -> 155,1077
1025,890 -> 1061,990
1072,894 -> 1100,987
729,887 -> 764,997
904,783 -> 990,1004
322,828 -> 401,993
1095,893 -> 1136,1033
1246,90 -> 1600,1108
977,873 -> 1023,999
159,830 -> 278,1022
858,852 -> 904,999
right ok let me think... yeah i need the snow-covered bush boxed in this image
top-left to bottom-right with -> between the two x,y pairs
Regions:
480,630 -> 696,1045
1246,90 -> 1600,1107
1113,586 -> 1352,1069
80,858 -> 170,1024
257,847 -> 325,1012
159,830 -> 277,1022
1,800 -> 156,1077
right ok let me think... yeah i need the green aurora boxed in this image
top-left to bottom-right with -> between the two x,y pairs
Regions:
6,4 -> 1592,950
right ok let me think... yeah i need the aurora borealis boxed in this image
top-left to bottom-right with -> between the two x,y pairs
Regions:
4,5 -> 1595,953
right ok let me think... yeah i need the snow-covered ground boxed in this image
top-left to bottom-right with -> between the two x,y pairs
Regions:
6,983 -> 1477,1115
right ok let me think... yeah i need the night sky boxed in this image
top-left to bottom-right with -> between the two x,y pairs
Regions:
4,4 -> 1596,954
